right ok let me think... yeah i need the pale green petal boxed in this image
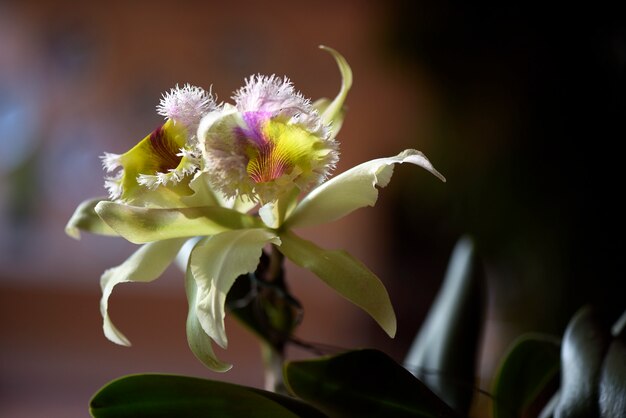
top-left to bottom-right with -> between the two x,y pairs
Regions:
318,46 -> 353,129
258,187 -> 299,229
65,197 -> 117,239
182,172 -> 258,213
100,238 -> 187,346
312,98 -> 345,141
285,149 -> 446,228
180,172 -> 222,207
184,261 -> 232,372
189,229 -> 280,349
95,201 -> 263,244
277,230 -> 396,338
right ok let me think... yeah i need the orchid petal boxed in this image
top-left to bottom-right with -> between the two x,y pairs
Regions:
65,197 -> 117,239
277,230 -> 396,338
189,229 -> 281,349
103,119 -> 194,202
184,260 -> 232,372
285,149 -> 445,228
95,202 -> 263,244
259,187 -> 299,229
100,238 -> 186,346
180,172 -> 222,207
318,46 -> 352,129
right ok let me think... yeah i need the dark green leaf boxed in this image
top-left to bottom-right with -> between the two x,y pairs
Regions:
284,349 -> 458,418
492,334 -> 560,418
599,329 -> 626,417
554,306 -> 612,418
90,374 -> 325,418
404,236 -> 485,415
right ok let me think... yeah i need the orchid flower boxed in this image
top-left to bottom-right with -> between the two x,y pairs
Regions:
66,46 -> 445,372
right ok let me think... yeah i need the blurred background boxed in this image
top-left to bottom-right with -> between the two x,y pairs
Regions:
1,1 -> 624,416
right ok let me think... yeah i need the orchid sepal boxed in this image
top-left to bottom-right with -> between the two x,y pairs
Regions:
277,229 -> 397,338
285,149 -> 445,229
95,202 -> 264,244
65,197 -> 117,239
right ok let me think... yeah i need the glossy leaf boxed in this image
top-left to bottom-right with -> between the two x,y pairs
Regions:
285,149 -> 445,229
100,239 -> 187,346
599,310 -> 626,418
598,338 -> 626,418
278,230 -> 396,337
284,349 -> 458,418
65,197 -> 117,239
554,306 -> 612,418
90,374 -> 325,418
95,202 -> 263,244
404,236 -> 485,415
492,334 -> 561,418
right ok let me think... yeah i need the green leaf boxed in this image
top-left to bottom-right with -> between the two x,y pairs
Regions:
277,230 -> 396,337
284,349 -> 458,418
318,46 -> 352,130
189,229 -> 280,349
95,202 -> 263,244
492,334 -> 561,418
554,305 -> 612,417
404,236 -> 485,415
100,239 -> 187,346
285,149 -> 445,229
90,374 -> 326,418
598,336 -> 626,418
65,197 -> 117,239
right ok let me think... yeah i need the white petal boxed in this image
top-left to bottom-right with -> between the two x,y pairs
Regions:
189,229 -> 280,349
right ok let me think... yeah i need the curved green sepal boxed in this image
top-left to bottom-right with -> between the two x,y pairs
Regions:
286,149 -> 445,229
189,229 -> 280,349
66,197 -> 117,239
284,349 -> 458,418
90,374 -> 325,418
318,46 -> 353,130
277,230 -> 396,338
100,239 -> 186,346
95,202 -> 263,244
492,334 -> 561,418
312,98 -> 344,140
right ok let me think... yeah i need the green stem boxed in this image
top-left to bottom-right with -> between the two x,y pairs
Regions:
262,244 -> 288,393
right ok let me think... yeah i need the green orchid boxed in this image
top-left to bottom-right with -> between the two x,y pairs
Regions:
66,46 -> 445,372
